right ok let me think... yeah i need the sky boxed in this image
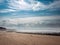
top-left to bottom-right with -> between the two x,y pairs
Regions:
0,0 -> 60,17
0,0 -> 60,33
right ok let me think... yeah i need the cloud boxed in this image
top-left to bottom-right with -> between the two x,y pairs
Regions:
0,0 -> 47,13
7,0 -> 60,11
7,0 -> 47,11
0,9 -> 15,13
47,0 -> 60,10
0,16 -> 60,29
32,1 -> 47,11
50,0 -> 60,8
0,0 -> 60,13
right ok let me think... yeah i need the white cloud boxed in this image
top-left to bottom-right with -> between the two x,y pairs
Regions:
32,1 -> 47,11
7,0 -> 60,11
0,16 -> 60,26
48,0 -> 60,10
7,0 -> 47,11
0,16 -> 60,31
0,9 -> 15,13
0,0 -> 60,13
8,16 -> 60,24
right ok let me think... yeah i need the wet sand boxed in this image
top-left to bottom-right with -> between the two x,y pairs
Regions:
0,31 -> 60,45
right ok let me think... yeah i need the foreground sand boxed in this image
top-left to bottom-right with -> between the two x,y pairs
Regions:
0,31 -> 60,45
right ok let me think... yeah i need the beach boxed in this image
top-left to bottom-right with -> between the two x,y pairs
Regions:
0,31 -> 60,45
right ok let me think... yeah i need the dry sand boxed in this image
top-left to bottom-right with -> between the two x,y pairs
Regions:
0,31 -> 60,45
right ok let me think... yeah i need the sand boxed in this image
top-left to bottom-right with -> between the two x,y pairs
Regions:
0,31 -> 60,45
